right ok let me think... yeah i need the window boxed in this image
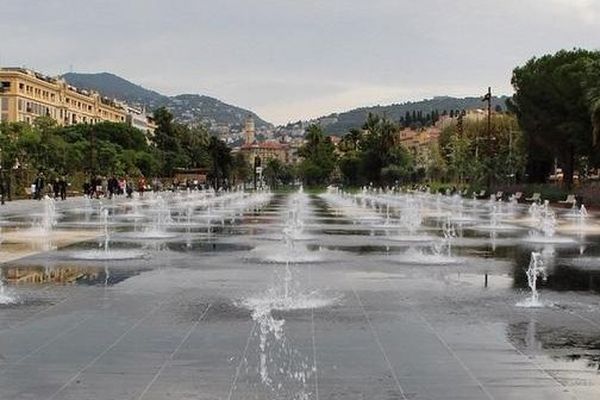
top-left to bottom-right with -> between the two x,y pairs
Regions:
1,97 -> 9,111
0,81 -> 10,93
19,83 -> 24,91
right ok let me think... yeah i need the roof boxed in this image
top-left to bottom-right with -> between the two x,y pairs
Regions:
240,140 -> 289,150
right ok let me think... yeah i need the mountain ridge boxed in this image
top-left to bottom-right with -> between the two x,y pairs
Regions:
61,72 -> 272,130
315,95 -> 511,135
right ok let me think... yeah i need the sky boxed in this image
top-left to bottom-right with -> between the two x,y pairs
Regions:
1,0 -> 599,124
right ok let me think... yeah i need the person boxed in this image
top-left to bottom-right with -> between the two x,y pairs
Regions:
138,176 -> 146,197
126,180 -> 134,198
107,176 -> 116,199
118,177 -> 126,195
101,176 -> 108,197
0,172 -> 6,205
59,176 -> 67,200
34,172 -> 45,200
95,176 -> 103,199
53,178 -> 60,199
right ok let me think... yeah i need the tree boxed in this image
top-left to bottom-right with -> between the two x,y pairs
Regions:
510,49 -> 600,187
358,113 -> 402,185
263,158 -> 286,188
585,58 -> 600,167
152,107 -> 190,176
207,136 -> 232,189
339,151 -> 362,186
298,124 -> 336,186
230,152 -> 251,186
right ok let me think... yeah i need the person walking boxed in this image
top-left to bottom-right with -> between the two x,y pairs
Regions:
0,172 -> 6,205
126,180 -> 134,198
138,176 -> 146,197
53,178 -> 60,199
34,172 -> 45,200
59,176 -> 67,200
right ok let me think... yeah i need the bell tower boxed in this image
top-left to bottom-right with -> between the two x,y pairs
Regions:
244,115 -> 255,144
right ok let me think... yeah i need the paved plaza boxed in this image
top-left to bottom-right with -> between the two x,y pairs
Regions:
0,191 -> 599,399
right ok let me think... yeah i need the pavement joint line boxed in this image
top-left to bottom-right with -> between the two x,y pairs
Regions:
311,305 -> 319,400
136,302 -> 213,400
226,321 -> 257,400
1,295 -> 74,334
309,263 -> 319,400
1,313 -> 95,370
351,287 -> 408,400
46,295 -> 172,400
494,297 -> 582,399
380,278 -> 497,400
403,281 -> 579,400
567,309 -> 600,330
412,308 -> 497,400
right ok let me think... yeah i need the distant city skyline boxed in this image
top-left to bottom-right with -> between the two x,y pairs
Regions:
2,0 -> 599,124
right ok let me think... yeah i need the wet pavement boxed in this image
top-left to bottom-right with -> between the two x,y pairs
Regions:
0,190 -> 599,399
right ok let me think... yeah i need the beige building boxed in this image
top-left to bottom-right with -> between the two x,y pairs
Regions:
244,114 -> 255,144
238,115 -> 293,166
398,126 -> 441,154
123,104 -> 157,136
240,140 -> 290,166
0,67 -> 127,126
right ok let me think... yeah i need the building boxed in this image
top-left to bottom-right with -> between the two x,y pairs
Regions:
123,104 -> 157,136
238,116 -> 293,167
398,126 -> 441,155
0,67 -> 127,126
240,140 -> 290,166
244,114 -> 255,144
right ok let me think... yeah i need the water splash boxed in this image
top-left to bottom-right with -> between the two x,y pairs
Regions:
517,252 -> 547,307
0,270 -> 18,305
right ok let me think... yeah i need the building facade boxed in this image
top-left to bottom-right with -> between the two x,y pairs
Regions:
398,126 -> 441,154
123,104 -> 157,136
237,116 -> 293,167
0,67 -> 127,126
240,140 -> 290,166
244,114 -> 255,144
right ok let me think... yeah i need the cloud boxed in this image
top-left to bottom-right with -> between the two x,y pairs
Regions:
548,0 -> 600,23
1,0 -> 599,124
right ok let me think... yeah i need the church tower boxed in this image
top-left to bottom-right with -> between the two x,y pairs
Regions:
244,115 -> 255,144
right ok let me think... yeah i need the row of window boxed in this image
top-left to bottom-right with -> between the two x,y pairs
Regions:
3,78 -> 126,118
65,97 -> 94,112
19,82 -> 57,102
15,98 -> 124,122
18,99 -> 55,118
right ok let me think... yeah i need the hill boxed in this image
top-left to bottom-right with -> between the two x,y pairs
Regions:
61,72 -> 272,130
317,96 -> 510,135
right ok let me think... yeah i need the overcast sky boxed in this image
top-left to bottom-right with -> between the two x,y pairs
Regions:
1,0 -> 599,124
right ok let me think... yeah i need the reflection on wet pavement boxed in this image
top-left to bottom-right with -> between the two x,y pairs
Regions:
0,189 -> 599,399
